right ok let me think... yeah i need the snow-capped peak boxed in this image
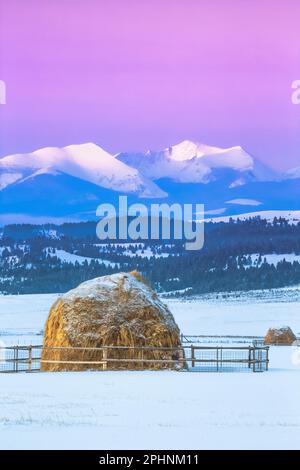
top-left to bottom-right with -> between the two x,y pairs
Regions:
166,140 -> 224,161
117,139 -> 277,184
0,143 -> 167,198
165,140 -> 253,167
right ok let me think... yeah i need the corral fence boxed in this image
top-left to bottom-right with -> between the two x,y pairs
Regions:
252,339 -> 300,347
180,334 -> 299,347
181,334 -> 265,345
0,344 -> 269,373
0,345 -> 42,373
190,345 -> 269,372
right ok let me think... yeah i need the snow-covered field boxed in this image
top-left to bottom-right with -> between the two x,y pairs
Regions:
45,248 -> 119,268
247,253 -> 300,268
0,288 -> 299,449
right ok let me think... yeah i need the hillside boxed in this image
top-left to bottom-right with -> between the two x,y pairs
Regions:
1,216 -> 300,295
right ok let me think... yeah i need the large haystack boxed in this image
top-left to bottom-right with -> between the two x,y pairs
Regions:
41,272 -> 184,371
264,326 -> 296,345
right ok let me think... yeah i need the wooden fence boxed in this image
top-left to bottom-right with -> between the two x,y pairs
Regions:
181,334 -> 299,347
0,344 -> 269,373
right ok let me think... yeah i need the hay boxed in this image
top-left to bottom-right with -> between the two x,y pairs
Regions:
41,272 -> 185,371
264,326 -> 296,345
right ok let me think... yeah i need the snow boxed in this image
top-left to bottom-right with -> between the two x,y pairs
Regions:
38,229 -> 59,240
166,141 -> 255,172
0,354 -> 299,450
121,247 -> 170,259
229,177 -> 247,188
248,253 -> 300,267
168,294 -> 300,336
0,293 -> 58,345
0,293 -> 57,332
95,243 -> 171,259
0,287 -> 299,449
0,247 -> 11,255
62,273 -> 169,320
95,242 -> 144,248
199,145 -> 253,171
118,140 -> 277,184
0,172 -> 22,189
166,140 -> 224,161
17,167 -> 60,184
226,198 -> 262,206
0,143 -> 166,198
1,286 -> 300,341
205,208 -> 226,215
45,248 -> 118,267
205,210 -> 300,224
285,166 -> 300,179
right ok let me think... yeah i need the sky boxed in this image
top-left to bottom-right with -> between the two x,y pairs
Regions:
0,0 -> 299,170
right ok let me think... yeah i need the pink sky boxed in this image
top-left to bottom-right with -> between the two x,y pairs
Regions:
0,0 -> 299,170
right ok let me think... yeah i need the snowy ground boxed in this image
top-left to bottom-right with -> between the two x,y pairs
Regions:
205,210 -> 300,224
45,248 -> 118,268
168,295 -> 300,337
1,288 -> 300,345
0,289 -> 299,449
1,351 -> 300,450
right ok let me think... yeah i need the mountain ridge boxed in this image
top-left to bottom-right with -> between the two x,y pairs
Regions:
0,142 -> 166,198
117,139 -> 279,185
0,140 -> 299,223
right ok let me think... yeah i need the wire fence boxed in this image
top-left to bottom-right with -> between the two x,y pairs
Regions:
181,334 -> 299,347
190,345 -> 269,372
0,345 -> 42,373
0,344 -> 269,373
180,334 -> 265,345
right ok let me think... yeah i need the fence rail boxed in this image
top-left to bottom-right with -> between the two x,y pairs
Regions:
181,334 -> 299,347
180,334 -> 265,345
189,345 -> 269,372
0,344 -> 269,373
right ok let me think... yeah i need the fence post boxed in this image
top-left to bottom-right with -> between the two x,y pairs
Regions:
220,347 -> 223,370
13,347 -> 16,372
252,347 -> 256,372
248,346 -> 251,369
28,346 -> 32,372
178,347 -> 185,369
191,345 -> 195,368
102,348 -> 107,371
15,346 -> 19,373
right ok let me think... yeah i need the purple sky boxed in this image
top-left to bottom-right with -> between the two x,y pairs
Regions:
0,0 -> 299,170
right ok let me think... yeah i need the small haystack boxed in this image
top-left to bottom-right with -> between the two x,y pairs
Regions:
264,326 -> 296,345
41,272 -> 184,371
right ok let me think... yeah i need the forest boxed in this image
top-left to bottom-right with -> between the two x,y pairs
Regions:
1,216 -> 300,295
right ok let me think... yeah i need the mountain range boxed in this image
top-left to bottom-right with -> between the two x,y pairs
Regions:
0,140 -> 299,224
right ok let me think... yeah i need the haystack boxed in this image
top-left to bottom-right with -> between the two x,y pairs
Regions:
41,272 -> 184,371
264,326 -> 296,345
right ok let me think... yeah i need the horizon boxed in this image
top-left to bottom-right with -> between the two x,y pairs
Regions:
0,0 -> 300,171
